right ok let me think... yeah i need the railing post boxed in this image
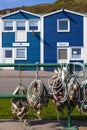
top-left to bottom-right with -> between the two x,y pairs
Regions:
64,63 -> 78,130
64,105 -> 78,130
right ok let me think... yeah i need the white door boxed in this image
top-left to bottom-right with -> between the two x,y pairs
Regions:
3,48 -> 14,69
57,48 -> 69,64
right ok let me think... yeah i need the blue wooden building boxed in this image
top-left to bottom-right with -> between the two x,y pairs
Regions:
43,9 -> 87,69
0,9 -> 87,70
0,10 -> 41,69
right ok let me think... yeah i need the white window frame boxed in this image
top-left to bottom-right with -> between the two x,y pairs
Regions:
3,20 -> 13,31
29,19 -> 40,31
58,48 -> 68,60
15,48 -> 27,60
57,19 -> 70,32
16,20 -> 26,30
71,47 -> 83,60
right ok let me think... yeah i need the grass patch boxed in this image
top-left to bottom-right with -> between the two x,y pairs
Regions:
0,98 -> 87,120
0,98 -> 13,119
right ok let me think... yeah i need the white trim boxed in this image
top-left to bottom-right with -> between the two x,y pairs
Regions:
0,19 -> 3,63
13,21 -> 16,31
1,10 -> 41,19
38,19 -> 41,31
2,20 -> 14,32
16,20 -> 26,30
57,47 -> 69,63
57,18 -> 70,32
40,16 -> 44,70
70,47 -> 83,60
57,42 -> 69,47
13,43 -> 30,47
43,9 -> 84,18
26,20 -> 29,31
3,48 -> 14,69
15,47 -> 27,60
28,19 -> 40,32
83,16 -> 87,63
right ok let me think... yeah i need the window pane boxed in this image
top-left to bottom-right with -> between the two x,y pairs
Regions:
17,21 -> 25,30
16,49 -> 25,58
59,49 -> 67,59
59,20 -> 68,30
58,19 -> 69,32
72,48 -> 81,58
4,21 -> 13,30
5,50 -> 12,58
29,20 -> 38,30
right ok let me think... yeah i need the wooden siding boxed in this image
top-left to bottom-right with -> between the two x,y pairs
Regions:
2,32 -> 15,47
44,10 -> 83,64
15,32 -> 40,70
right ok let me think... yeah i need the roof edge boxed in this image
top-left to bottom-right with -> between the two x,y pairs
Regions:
43,9 -> 85,17
1,9 -> 41,19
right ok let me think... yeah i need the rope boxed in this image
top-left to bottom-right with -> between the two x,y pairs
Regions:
48,67 -> 68,103
27,63 -> 48,119
12,64 -> 29,119
27,79 -> 44,108
80,97 -> 87,114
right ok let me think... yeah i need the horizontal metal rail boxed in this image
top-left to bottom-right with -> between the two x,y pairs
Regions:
0,62 -> 82,129
0,63 -> 86,67
0,94 -> 26,98
0,63 -> 67,67
0,62 -> 86,98
0,63 -> 62,98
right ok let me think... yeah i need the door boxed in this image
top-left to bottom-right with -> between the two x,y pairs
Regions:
57,48 -> 69,63
3,48 -> 14,69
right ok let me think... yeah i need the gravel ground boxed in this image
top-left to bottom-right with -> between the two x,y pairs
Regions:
0,119 -> 87,130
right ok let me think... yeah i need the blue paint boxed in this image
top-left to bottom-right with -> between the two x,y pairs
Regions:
2,10 -> 40,20
15,32 -> 40,70
2,32 -> 15,47
44,10 -> 83,66
2,10 -> 41,70
2,9 -> 84,71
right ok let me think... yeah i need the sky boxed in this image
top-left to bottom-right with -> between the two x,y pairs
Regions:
0,0 -> 57,10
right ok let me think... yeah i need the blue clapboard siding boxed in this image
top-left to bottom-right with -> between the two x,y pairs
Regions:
15,32 -> 40,70
2,10 -> 41,70
2,32 -> 15,47
44,10 -> 83,65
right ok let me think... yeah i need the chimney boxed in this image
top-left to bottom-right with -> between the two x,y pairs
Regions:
6,9 -> 11,14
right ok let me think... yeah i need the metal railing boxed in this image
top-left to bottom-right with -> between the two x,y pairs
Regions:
0,62 -> 87,98
0,62 -> 66,98
0,62 -> 87,130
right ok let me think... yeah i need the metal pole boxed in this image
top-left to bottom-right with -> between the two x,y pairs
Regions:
67,105 -> 72,128
0,63 -> 67,67
64,64 -> 78,130
0,94 -> 26,98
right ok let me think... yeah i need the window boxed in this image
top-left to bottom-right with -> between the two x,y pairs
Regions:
59,49 -> 67,59
29,19 -> 38,30
5,50 -> 12,58
57,19 -> 70,32
4,21 -> 13,30
16,21 -> 25,30
72,48 -> 81,59
16,48 -> 27,59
